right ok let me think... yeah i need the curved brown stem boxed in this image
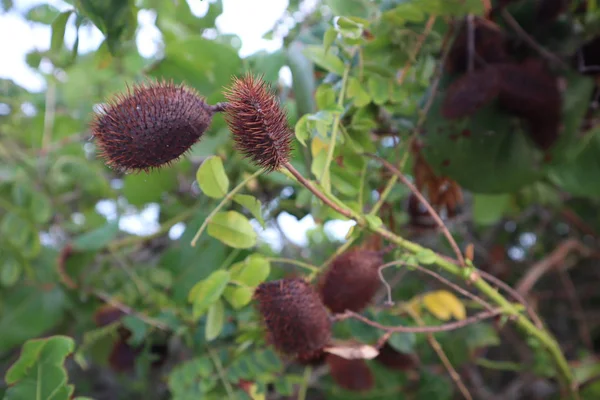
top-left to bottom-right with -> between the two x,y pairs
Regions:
364,153 -> 466,267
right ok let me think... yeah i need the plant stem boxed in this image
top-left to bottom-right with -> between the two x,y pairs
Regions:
190,169 -> 262,246
321,53 -> 353,192
281,165 -> 578,398
298,366 -> 312,400
207,347 -> 236,400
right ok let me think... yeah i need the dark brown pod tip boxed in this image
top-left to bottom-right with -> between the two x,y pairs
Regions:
108,339 -> 140,373
296,348 -> 327,366
374,342 -> 417,371
254,278 -> 331,356
496,62 -> 561,149
318,249 -> 383,314
442,66 -> 501,120
326,354 -> 374,392
223,73 -> 293,172
94,304 -> 125,327
91,80 -> 215,172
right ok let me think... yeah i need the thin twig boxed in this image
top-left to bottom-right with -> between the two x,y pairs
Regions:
516,239 -> 594,295
92,291 -> 169,331
397,15 -> 437,84
333,308 -> 504,333
466,15 -> 475,72
558,268 -> 593,349
501,9 -> 566,68
409,308 -> 473,400
207,346 -> 236,400
364,153 -> 466,267
284,162 -> 354,219
411,264 -> 494,312
477,269 -> 544,330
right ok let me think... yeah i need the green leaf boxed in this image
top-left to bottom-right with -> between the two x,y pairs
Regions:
121,316 -> 147,346
25,4 -> 59,24
422,81 -> 543,194
415,249 -> 437,265
473,194 -> 512,225
388,332 -> 416,354
122,167 -> 178,206
302,45 -> 345,76
0,285 -> 66,353
315,84 -> 337,110
207,211 -> 257,249
4,336 -> 75,400
230,254 -> 271,287
30,193 -> 52,224
347,77 -> 371,107
232,194 -> 265,227
325,0 -> 370,18
287,41 -> 316,118
188,270 -> 231,319
323,27 -> 338,53
205,299 -> 225,341
550,134 -> 600,197
367,75 -> 389,105
51,11 -> 73,54
72,221 -> 119,251
223,286 -> 253,309
77,0 -> 137,55
1,257 -> 22,287
365,215 -> 382,230
294,114 -> 311,146
148,36 -> 242,99
197,156 -> 230,199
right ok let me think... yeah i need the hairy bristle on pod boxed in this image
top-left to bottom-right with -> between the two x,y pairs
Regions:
254,278 -> 331,356
442,66 -> 501,120
91,80 -> 214,172
326,354 -> 374,392
318,249 -> 383,313
223,74 -> 293,172
374,342 -> 417,371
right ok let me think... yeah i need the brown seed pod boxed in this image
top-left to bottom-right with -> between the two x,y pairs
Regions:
296,348 -> 327,366
91,80 -> 216,172
318,249 -> 383,313
374,342 -> 417,371
223,74 -> 293,172
442,66 -> 501,120
254,278 -> 331,356
326,354 -> 374,392
496,62 -> 561,149
108,339 -> 140,373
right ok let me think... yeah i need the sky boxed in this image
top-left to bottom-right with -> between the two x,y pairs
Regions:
1,0 -> 354,249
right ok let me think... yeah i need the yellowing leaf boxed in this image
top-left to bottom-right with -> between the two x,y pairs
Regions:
422,290 -> 466,321
311,136 -> 329,157
249,383 -> 265,400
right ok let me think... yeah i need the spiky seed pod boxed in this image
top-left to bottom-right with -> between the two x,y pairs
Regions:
442,66 -> 501,120
318,249 -> 383,314
326,354 -> 374,392
223,74 -> 293,172
91,80 -> 215,172
374,342 -> 417,371
254,278 -> 331,356
496,62 -> 561,149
